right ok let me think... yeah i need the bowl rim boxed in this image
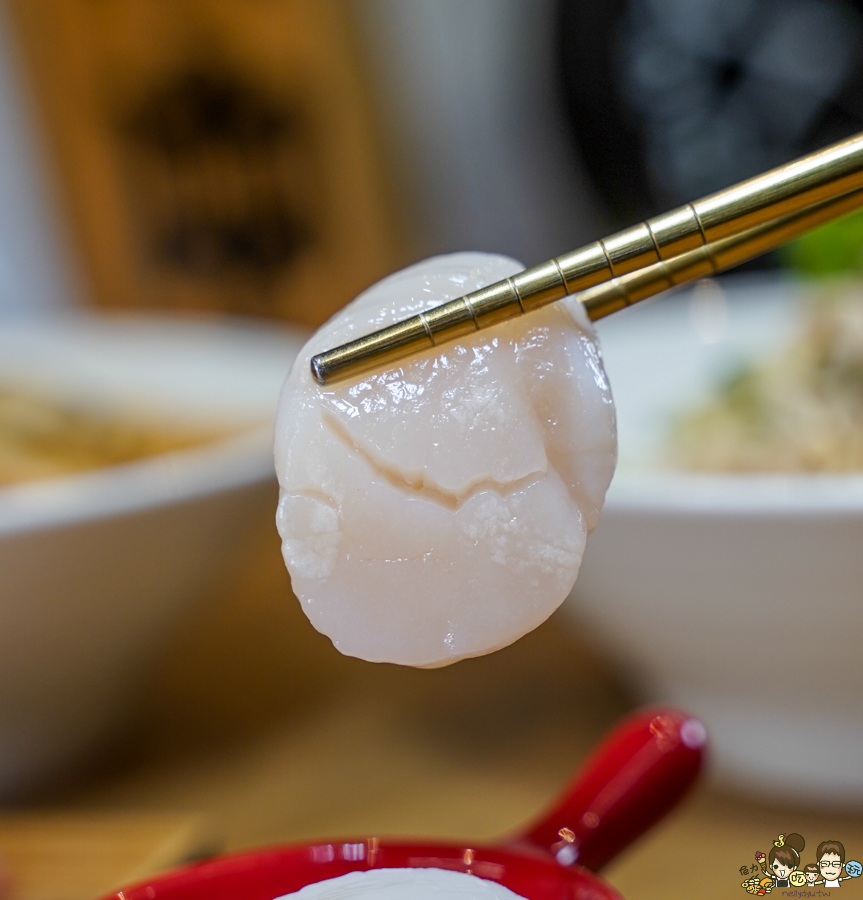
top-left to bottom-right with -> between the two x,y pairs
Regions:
0,426 -> 275,537
605,467 -> 863,516
0,308 -> 307,536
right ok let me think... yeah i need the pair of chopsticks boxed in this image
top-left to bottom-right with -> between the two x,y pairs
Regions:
311,132 -> 863,386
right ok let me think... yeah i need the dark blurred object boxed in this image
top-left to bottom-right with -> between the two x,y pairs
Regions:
558,0 -> 863,227
6,0 -> 402,327
119,67 -> 309,285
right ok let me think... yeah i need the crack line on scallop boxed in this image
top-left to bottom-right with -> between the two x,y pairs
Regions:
321,409 -> 546,511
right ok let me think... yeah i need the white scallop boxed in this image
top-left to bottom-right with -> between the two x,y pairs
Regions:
275,252 -> 616,667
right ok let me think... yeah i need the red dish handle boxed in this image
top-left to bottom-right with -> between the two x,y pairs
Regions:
513,707 -> 706,873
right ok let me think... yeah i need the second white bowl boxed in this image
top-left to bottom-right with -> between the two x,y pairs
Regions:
564,277 -> 863,805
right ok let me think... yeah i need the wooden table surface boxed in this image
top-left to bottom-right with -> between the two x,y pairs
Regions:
3,510 -> 861,900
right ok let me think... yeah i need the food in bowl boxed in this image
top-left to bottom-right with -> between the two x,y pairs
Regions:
278,868 -> 526,900
275,252 -> 617,667
563,276 -> 863,802
665,283 -> 863,472
0,387 -> 232,486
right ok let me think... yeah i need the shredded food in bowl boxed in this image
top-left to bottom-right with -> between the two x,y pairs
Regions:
666,284 -> 863,472
0,389 -> 227,486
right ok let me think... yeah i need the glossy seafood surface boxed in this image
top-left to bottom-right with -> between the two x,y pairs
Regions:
275,253 -> 616,666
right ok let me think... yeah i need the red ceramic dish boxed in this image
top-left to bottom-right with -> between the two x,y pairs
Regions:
105,708 -> 706,900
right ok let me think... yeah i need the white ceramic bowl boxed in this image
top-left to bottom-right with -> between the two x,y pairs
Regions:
0,311 -> 305,796
564,276 -> 863,805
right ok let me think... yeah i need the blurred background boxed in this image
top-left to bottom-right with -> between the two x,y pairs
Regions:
8,0 -> 863,321
1,2 -> 863,899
